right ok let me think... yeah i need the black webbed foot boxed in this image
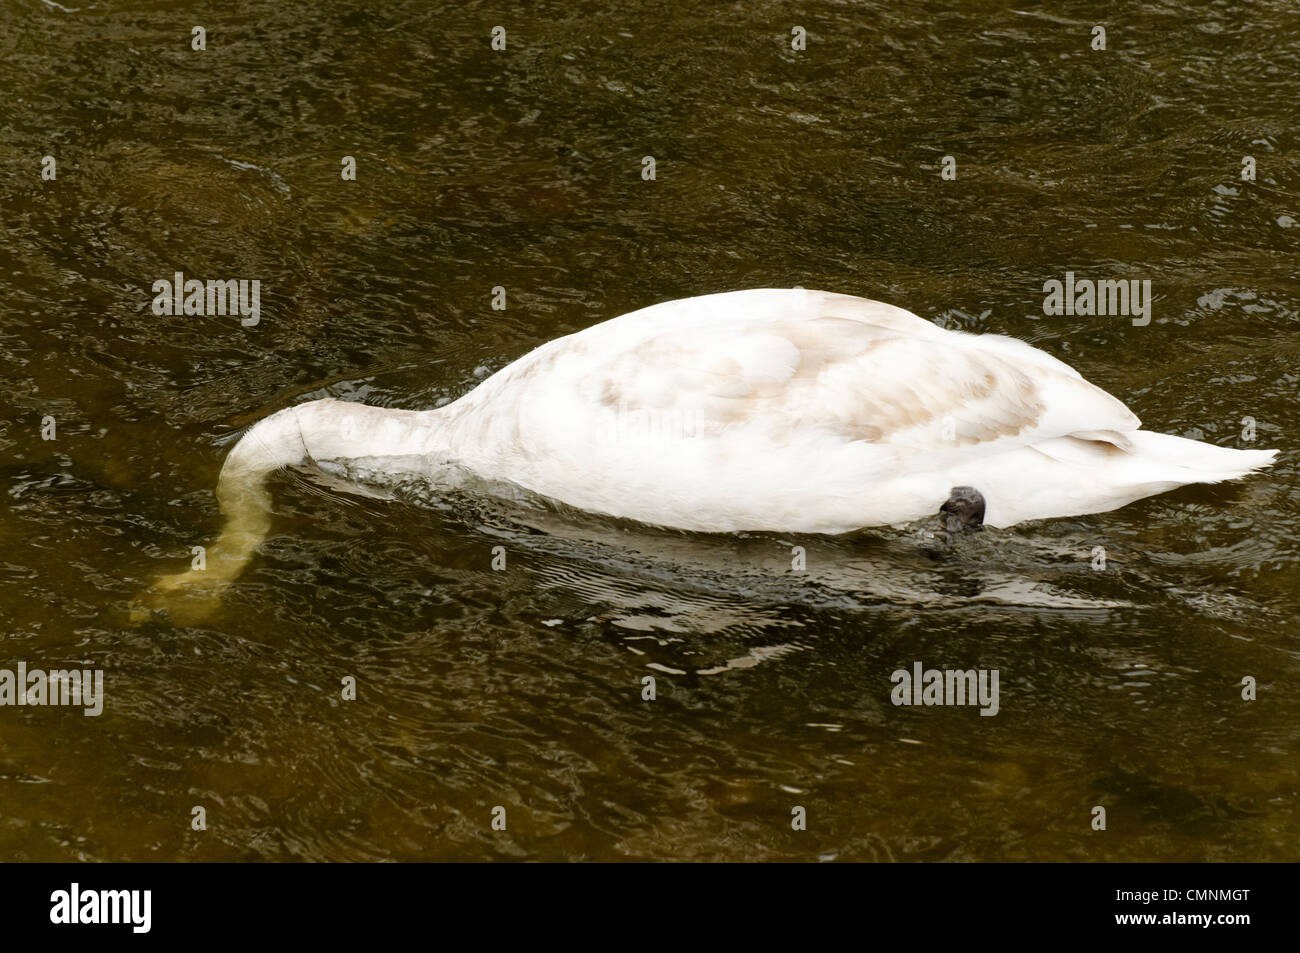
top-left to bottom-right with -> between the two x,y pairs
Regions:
939,486 -> 985,534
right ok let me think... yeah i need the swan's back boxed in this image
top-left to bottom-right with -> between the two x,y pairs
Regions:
447,288 -> 1260,531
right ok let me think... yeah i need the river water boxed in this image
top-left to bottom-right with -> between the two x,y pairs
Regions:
1,0 -> 1297,861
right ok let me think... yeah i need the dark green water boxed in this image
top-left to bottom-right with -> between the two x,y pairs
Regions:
1,0 -> 1297,861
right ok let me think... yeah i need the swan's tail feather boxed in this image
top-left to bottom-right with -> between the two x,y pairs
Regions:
131,403 -> 315,624
967,429 -> 1277,526
1126,430 -> 1279,483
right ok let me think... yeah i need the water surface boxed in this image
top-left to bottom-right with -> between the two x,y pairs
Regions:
1,0 -> 1298,861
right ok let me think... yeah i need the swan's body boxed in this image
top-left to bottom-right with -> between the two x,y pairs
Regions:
142,289 -> 1277,611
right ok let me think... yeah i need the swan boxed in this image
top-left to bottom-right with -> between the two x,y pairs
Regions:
139,288 -> 1277,613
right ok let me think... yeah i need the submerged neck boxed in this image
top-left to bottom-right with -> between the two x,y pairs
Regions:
137,398 -> 454,618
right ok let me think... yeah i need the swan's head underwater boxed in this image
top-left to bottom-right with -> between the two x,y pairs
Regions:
132,288 -> 1279,621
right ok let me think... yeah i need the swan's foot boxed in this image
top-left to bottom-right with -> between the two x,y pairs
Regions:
939,486 -> 986,534
129,568 -> 230,626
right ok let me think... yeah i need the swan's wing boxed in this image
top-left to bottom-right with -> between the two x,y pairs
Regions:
530,290 -> 1140,460
463,289 -> 1143,530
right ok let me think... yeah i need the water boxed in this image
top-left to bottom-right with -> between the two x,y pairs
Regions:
1,0 -> 1297,861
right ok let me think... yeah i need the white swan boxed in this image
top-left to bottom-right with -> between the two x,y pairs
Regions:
140,288 -> 1277,612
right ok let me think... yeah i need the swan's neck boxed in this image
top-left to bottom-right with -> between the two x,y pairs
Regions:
278,398 -> 450,472
141,399 -> 454,615
218,395 -> 454,536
